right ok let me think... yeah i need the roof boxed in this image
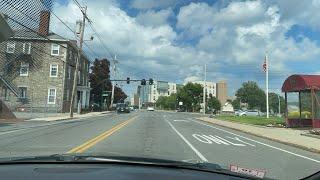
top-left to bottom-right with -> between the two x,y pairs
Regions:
282,74 -> 320,92
12,29 -> 66,41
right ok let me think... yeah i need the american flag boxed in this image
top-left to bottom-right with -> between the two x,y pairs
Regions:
262,55 -> 267,73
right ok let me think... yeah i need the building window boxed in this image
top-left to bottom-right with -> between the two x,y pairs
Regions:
48,88 -> 56,104
20,62 -> 29,76
22,43 -> 31,54
68,66 -> 71,79
2,87 -> 9,101
18,87 -> 27,98
6,42 -> 15,53
51,44 -> 60,55
50,64 -> 58,77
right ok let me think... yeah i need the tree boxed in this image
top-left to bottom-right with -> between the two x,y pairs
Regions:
89,58 -> 112,106
114,86 -> 127,103
231,98 -> 240,109
177,83 -> 203,112
207,97 -> 221,112
268,92 -> 285,114
156,93 -> 177,110
89,58 -> 127,108
235,81 -> 266,112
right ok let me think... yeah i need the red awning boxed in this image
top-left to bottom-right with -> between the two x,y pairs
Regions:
282,74 -> 320,92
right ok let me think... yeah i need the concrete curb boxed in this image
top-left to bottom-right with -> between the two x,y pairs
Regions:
198,118 -> 320,154
301,133 -> 320,140
25,112 -> 111,122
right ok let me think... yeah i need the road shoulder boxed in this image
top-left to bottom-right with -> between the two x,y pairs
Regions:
197,117 -> 320,153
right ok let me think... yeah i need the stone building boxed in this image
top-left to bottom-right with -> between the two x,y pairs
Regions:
0,10 -> 90,113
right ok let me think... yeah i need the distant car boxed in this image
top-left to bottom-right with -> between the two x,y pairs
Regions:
234,109 -> 242,116
117,103 -> 130,113
147,107 -> 154,111
129,106 -> 134,111
239,110 -> 260,116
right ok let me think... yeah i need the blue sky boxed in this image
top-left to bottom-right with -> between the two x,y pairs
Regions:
51,0 -> 320,98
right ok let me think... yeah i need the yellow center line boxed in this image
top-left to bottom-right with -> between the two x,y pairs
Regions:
66,115 -> 137,154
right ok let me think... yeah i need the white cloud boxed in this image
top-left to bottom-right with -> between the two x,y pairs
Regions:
176,2 -> 216,37
130,0 -> 178,10
184,76 -> 201,83
136,9 -> 173,27
50,0 -> 320,96
274,0 -> 320,30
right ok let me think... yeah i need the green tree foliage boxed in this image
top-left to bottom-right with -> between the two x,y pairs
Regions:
177,83 -> 203,112
89,59 -> 111,105
231,98 -> 240,109
207,96 -> 221,111
89,58 -> 127,106
268,92 -> 285,114
156,93 -> 177,110
235,81 -> 266,112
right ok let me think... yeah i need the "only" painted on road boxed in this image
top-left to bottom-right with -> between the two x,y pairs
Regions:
193,134 -> 255,147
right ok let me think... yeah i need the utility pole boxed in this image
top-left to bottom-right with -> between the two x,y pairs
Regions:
278,94 -> 281,116
203,64 -> 206,115
266,53 -> 269,118
109,54 -> 117,109
70,6 -> 87,118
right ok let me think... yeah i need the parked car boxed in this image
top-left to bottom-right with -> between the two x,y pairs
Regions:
129,106 -> 134,111
234,109 -> 242,116
147,106 -> 154,111
117,103 -> 130,113
239,110 -> 260,116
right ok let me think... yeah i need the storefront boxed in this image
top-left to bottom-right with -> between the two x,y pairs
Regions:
282,75 -> 320,128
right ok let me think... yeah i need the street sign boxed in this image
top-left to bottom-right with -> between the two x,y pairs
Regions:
102,94 -> 108,97
179,102 -> 183,105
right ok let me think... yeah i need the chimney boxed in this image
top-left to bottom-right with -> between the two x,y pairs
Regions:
38,10 -> 50,36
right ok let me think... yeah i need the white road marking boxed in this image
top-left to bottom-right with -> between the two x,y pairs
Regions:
192,120 -> 320,163
0,129 -> 25,135
215,136 -> 245,146
174,120 -> 189,122
193,134 -> 247,146
192,134 -> 212,144
166,120 -> 208,162
227,136 -> 255,147
0,115 -> 109,136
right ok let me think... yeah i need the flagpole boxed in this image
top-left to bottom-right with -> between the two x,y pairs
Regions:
266,52 -> 269,118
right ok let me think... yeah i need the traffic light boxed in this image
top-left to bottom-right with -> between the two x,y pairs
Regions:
141,79 -> 146,85
126,77 -> 130,84
149,78 -> 153,85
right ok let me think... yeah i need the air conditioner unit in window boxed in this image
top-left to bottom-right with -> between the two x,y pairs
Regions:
0,13 -> 13,43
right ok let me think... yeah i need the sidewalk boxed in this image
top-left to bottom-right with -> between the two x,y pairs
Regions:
198,117 -> 320,153
26,111 -> 111,122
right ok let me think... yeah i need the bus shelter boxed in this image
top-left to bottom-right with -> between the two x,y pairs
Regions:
282,75 -> 320,128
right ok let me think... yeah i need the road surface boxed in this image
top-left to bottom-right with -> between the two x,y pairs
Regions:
0,111 -> 319,179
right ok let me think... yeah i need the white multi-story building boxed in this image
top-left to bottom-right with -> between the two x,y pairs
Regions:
193,81 -> 216,97
138,81 -> 181,104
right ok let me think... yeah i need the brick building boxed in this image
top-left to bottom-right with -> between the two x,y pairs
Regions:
0,11 -> 90,113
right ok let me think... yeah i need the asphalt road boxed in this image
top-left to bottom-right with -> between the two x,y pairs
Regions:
0,111 -> 319,179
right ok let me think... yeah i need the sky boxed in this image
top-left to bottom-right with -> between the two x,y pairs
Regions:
51,0 -> 320,98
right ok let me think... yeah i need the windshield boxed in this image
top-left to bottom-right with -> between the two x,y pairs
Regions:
0,0 -> 319,179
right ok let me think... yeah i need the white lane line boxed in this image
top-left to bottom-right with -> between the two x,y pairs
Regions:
165,119 -> 208,162
0,114 -> 114,135
173,120 -> 189,122
0,129 -> 25,135
192,120 -> 320,164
